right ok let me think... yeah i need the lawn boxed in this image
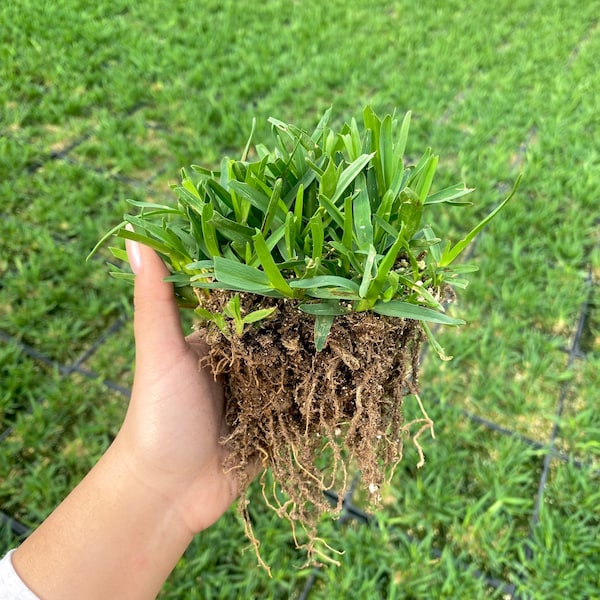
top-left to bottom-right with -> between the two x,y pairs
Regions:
1,0 -> 598,598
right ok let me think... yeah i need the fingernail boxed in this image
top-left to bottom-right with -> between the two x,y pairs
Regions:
125,224 -> 143,274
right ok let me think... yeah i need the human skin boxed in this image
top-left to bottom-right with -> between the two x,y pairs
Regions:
13,236 -> 241,599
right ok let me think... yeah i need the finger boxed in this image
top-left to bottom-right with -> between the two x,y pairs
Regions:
126,234 -> 187,365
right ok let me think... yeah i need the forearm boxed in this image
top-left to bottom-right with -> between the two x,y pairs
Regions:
12,441 -> 194,600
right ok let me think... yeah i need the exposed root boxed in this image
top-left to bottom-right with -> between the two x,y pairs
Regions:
197,292 -> 429,567
238,494 -> 272,576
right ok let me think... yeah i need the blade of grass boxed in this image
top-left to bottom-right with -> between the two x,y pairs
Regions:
353,173 -> 374,251
251,229 -> 294,296
359,245 -> 378,298
425,183 -> 475,205
371,300 -> 465,325
201,203 -> 222,257
261,178 -> 284,235
440,175 -> 521,267
314,314 -> 335,351
289,275 -> 360,291
330,152 -> 374,205
213,256 -> 277,295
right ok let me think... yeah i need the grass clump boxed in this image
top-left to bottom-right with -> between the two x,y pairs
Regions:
95,105 -> 517,565
98,106 -> 517,353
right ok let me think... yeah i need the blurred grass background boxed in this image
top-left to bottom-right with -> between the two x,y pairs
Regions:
1,1 -> 598,598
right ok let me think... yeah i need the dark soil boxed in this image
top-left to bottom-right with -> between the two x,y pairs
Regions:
198,291 -> 428,562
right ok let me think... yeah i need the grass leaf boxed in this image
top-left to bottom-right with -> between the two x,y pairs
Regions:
440,174 -> 521,267
243,306 -> 277,324
314,314 -> 335,351
298,302 -> 349,315
251,229 -> 294,296
213,256 -> 277,295
289,275 -> 359,291
371,301 -> 465,325
330,152 -> 374,205
394,110 -> 411,165
353,173 -> 374,250
425,183 -> 475,205
359,245 -> 378,298
261,178 -> 283,235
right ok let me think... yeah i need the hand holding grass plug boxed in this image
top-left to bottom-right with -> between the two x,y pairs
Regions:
3,236 -> 243,599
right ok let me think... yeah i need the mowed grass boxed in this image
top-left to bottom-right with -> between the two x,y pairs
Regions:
1,0 -> 599,598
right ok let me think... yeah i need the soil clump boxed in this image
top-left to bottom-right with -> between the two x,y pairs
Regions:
198,291 -> 429,557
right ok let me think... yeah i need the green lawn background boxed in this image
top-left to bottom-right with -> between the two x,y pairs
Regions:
1,1 -> 598,598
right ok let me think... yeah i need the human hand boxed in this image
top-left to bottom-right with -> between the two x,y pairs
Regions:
115,234 -> 238,534
12,235 -> 245,600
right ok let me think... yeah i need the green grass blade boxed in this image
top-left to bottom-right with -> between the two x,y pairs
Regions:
303,288 -> 361,300
289,275 -> 359,291
313,314 -> 335,351
201,203 -> 222,257
261,178 -> 283,235
283,212 -> 296,261
122,216 -> 189,262
399,187 -> 424,240
371,300 -> 465,325
380,114 -> 394,190
425,183 -> 475,205
318,194 -> 345,229
320,156 -> 341,200
363,105 -> 383,191
240,116 -> 256,161
109,271 -> 136,283
126,199 -> 181,213
309,211 -> 324,263
108,246 -> 128,263
251,229 -> 294,296
394,110 -> 411,166
359,244 -> 378,298
342,194 -> 354,251
187,260 -> 214,270
282,165 -> 319,210
310,106 -> 332,142
86,220 -> 126,260
264,222 -> 287,253
353,173 -> 374,251
421,321 -> 453,361
341,117 -> 362,160
222,293 -> 242,321
293,183 -> 304,236
228,180 -> 271,215
205,177 -> 234,213
242,306 -> 277,324
213,256 -> 277,294
414,154 -> 439,202
207,212 -> 255,245
372,214 -> 400,242
440,174 -> 521,267
422,225 -> 442,263
297,302 -> 349,316
330,152 -> 375,205
365,232 -> 405,300
396,274 -> 443,309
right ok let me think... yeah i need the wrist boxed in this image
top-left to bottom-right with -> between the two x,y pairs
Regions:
104,436 -> 197,544
14,441 -> 194,600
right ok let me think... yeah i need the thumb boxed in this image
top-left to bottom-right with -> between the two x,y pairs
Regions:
126,232 -> 187,366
